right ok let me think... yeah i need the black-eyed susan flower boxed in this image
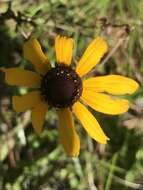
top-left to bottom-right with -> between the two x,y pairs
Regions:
1,35 -> 139,156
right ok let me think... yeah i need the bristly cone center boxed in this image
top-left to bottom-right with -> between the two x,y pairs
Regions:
41,65 -> 83,108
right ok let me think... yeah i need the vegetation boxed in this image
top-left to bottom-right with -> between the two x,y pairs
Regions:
0,0 -> 143,189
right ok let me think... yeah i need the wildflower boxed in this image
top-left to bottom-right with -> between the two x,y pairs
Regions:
1,36 -> 139,156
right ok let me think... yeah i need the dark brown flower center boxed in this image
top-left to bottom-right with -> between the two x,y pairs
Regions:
40,65 -> 83,108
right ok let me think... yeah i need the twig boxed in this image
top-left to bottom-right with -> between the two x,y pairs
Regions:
100,37 -> 128,67
86,136 -> 98,190
0,111 -> 30,144
0,1 -> 36,26
114,176 -> 143,190
88,26 -> 130,77
87,161 -> 98,190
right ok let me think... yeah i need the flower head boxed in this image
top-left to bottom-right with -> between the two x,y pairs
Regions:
2,35 -> 139,156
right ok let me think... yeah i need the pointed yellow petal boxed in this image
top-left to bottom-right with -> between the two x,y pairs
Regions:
76,37 -> 108,77
55,35 -> 74,65
83,75 -> 139,95
73,101 -> 109,144
81,89 -> 129,115
23,38 -> 51,75
31,102 -> 48,135
58,108 -> 80,157
2,68 -> 41,87
12,91 -> 41,112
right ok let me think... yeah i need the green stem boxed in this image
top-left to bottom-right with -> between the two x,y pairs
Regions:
105,153 -> 118,190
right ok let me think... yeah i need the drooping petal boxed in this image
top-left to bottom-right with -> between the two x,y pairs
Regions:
12,91 -> 42,112
83,75 -> 139,95
23,38 -> 51,75
73,101 -> 109,144
55,35 -> 74,65
81,89 -> 129,115
76,37 -> 108,77
57,108 -> 80,157
2,68 -> 41,87
31,102 -> 48,135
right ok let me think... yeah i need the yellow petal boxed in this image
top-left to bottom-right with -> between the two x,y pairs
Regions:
31,102 -> 48,135
83,75 -> 139,95
81,89 -> 129,115
55,35 -> 74,65
23,38 -> 51,75
76,37 -> 108,77
57,108 -> 80,157
12,91 -> 42,112
2,68 -> 41,87
73,101 -> 109,144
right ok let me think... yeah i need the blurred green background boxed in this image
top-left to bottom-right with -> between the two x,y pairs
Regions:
0,0 -> 143,190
